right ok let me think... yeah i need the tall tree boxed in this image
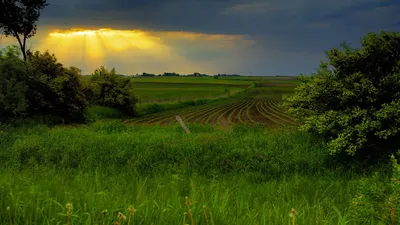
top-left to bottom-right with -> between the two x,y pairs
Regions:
0,0 -> 48,61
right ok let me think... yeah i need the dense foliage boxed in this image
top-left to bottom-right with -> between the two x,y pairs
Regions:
0,47 -> 140,122
283,31 -> 400,159
89,66 -> 138,115
0,46 -> 88,122
25,50 -> 88,122
0,46 -> 28,118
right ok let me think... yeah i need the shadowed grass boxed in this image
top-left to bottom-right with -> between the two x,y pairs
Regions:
87,106 -> 124,119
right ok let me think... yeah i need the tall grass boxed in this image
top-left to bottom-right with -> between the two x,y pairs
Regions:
87,106 -> 124,119
0,121 -> 393,224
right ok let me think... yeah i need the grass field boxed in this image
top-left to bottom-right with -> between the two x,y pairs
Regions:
1,76 -> 396,224
131,76 -> 258,84
0,121 -> 390,225
132,82 -> 248,103
131,77 -> 255,103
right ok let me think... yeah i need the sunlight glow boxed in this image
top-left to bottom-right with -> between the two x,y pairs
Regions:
31,28 -> 252,74
41,28 -> 169,72
48,28 -> 160,50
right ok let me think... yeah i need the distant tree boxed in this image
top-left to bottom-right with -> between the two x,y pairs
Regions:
163,72 -> 180,76
142,72 -> 155,76
0,0 -> 48,61
90,66 -> 138,115
283,31 -> 400,160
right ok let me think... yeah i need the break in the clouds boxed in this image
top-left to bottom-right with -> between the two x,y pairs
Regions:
1,0 -> 399,75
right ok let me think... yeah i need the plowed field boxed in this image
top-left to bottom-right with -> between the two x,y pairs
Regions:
126,88 -> 299,127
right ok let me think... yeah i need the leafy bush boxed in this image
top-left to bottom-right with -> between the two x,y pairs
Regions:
0,46 -> 28,119
349,152 -> 400,224
89,66 -> 138,115
283,31 -> 400,159
25,50 -> 88,122
0,47 -> 88,122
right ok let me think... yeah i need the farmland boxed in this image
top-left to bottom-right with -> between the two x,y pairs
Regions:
1,73 -> 398,225
129,77 -> 299,126
131,76 -> 254,103
0,76 -> 397,225
128,88 -> 298,126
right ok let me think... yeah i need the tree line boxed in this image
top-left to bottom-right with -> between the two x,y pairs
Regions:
136,72 -> 242,77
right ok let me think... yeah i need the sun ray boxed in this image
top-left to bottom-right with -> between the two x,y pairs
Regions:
85,33 -> 105,65
34,28 -> 242,74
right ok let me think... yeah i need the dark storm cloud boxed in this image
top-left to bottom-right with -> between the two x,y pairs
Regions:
40,0 -> 399,37
75,0 -> 233,11
40,0 -> 235,31
34,0 -> 400,75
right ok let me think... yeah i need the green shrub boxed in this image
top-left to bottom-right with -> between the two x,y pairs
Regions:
0,47 -> 88,122
25,50 -> 88,122
89,66 -> 138,115
349,151 -> 400,224
283,31 -> 400,159
0,46 -> 28,119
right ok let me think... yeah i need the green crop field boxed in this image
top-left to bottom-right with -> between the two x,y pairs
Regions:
128,88 -> 298,126
131,77 -> 255,103
131,76 -> 255,84
128,78 -> 300,126
132,82 -> 248,103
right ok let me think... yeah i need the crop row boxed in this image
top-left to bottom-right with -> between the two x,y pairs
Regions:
126,92 -> 299,127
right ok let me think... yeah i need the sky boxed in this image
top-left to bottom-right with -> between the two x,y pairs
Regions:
1,0 -> 399,76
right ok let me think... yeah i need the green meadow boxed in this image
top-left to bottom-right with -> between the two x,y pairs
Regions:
1,76 -> 398,224
0,121 -> 392,225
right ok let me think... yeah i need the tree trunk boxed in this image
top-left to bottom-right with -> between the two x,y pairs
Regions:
23,35 -> 27,60
15,33 -> 26,61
